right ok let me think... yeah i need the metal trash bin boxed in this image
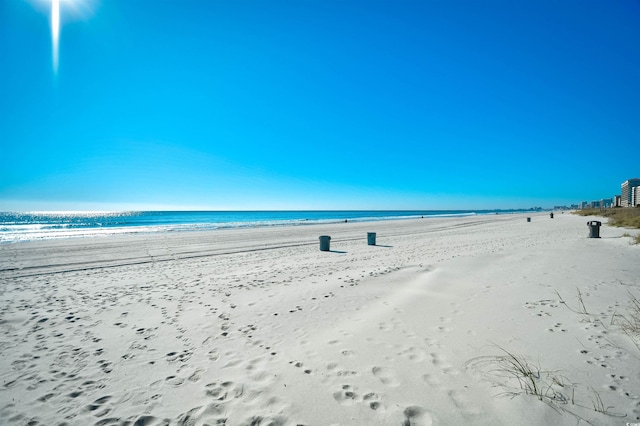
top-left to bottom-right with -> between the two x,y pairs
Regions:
367,232 -> 376,245
550,212 -> 554,219
319,235 -> 331,251
527,217 -> 531,222
587,221 -> 601,238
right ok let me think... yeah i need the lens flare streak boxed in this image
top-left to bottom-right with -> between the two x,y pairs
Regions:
51,0 -> 60,73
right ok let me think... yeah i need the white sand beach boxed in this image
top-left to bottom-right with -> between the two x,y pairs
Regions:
1,213 -> 639,426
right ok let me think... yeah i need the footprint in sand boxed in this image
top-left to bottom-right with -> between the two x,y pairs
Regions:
207,348 -> 220,362
165,350 -> 192,363
399,346 -> 427,362
188,369 -> 204,383
84,395 -> 113,417
363,392 -> 383,411
372,366 -> 400,386
552,323 -> 567,332
335,369 -> 358,377
165,375 -> 185,386
430,353 -> 459,375
205,381 -> 245,402
402,405 -> 432,426
421,374 -> 440,387
448,390 -> 481,416
333,384 -> 360,405
246,358 -> 275,383
97,359 -> 113,374
37,393 -> 55,402
378,322 -> 393,332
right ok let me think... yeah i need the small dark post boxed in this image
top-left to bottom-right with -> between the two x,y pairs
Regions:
550,212 -> 554,219
527,217 -> 531,222
367,232 -> 376,245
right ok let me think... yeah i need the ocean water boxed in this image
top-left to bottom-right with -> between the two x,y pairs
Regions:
0,210 -> 523,243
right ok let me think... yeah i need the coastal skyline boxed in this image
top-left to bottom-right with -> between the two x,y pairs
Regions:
1,0 -> 639,211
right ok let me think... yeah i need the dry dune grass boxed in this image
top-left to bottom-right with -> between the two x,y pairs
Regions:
574,208 -> 640,243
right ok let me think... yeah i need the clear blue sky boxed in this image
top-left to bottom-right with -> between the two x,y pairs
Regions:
1,0 -> 639,211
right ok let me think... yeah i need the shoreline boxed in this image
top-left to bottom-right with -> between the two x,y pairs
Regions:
0,209 -> 547,244
1,212 -> 638,425
1,214 -> 536,278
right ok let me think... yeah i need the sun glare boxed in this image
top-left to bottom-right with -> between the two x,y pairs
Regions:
42,0 -> 95,75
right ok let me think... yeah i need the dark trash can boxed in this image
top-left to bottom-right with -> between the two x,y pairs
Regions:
367,232 -> 376,245
319,235 -> 331,251
587,221 -> 601,238
550,212 -> 554,219
527,217 -> 531,222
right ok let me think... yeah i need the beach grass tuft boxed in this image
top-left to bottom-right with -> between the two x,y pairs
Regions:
589,387 -> 616,416
622,231 -> 640,245
468,345 -> 570,406
558,287 -> 640,354
497,348 -> 568,404
612,291 -> 640,353
555,289 -> 592,322
467,345 -> 629,423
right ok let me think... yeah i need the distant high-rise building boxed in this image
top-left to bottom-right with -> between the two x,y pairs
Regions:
601,198 -> 613,208
622,179 -> 640,207
633,186 -> 640,207
614,195 -> 622,207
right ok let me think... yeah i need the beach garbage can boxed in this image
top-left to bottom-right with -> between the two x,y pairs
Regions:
367,232 -> 376,245
527,217 -> 531,222
550,212 -> 554,219
319,235 -> 331,251
587,221 -> 601,238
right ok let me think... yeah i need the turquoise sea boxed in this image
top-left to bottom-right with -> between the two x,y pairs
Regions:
0,210 -> 533,243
